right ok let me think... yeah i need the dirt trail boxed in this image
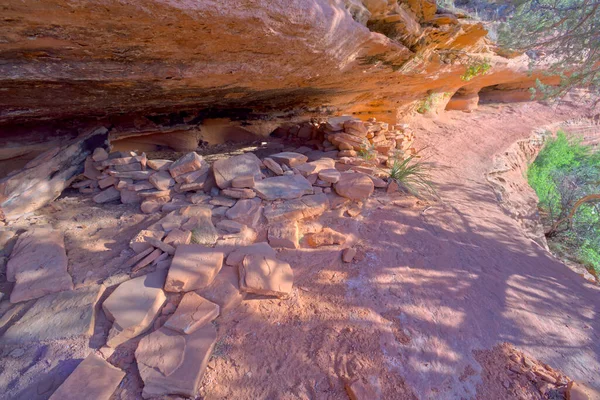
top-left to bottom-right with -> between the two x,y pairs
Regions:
199,102 -> 600,399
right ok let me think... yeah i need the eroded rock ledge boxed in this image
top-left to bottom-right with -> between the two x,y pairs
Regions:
1,0 -> 545,127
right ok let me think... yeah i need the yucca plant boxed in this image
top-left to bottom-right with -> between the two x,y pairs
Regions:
386,151 -> 437,199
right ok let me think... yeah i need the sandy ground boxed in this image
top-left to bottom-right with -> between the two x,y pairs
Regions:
0,101 -> 599,399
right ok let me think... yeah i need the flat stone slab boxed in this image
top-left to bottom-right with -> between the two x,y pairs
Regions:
254,174 -> 313,201
213,153 -> 262,189
263,193 -> 329,223
269,152 -> 308,167
225,197 -> 263,228
295,158 -> 336,176
165,245 -> 223,292
164,292 -> 219,334
198,267 -> 246,313
1,284 -> 105,344
102,269 -> 167,347
136,325 -> 217,399
7,228 -> 73,303
240,255 -> 294,298
226,242 -> 277,266
169,152 -> 204,178
318,168 -> 341,183
48,353 -> 125,400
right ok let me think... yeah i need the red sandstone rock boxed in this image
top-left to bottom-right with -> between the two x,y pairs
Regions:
254,175 -> 313,200
222,188 -> 256,199
318,168 -> 341,183
149,170 -> 175,190
165,245 -> 224,292
93,187 -> 121,203
239,255 -> 293,298
48,353 -> 125,400
225,197 -> 263,227
168,152 -> 204,178
307,227 -> 347,247
263,193 -> 329,223
164,228 -> 192,247
268,221 -> 300,249
102,269 -> 167,347
231,174 -> 255,188
342,248 -> 357,263
197,266 -> 246,313
263,157 -> 284,175
295,158 -> 336,177
7,228 -> 73,303
270,152 -> 308,167
135,325 -> 216,399
213,153 -> 262,189
334,173 -> 374,200
147,159 -> 173,171
130,229 -> 165,254
226,242 -> 277,266
164,292 -> 219,334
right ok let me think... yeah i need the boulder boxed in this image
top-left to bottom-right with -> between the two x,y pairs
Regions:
164,292 -> 219,334
135,325 -> 217,399
165,245 -> 224,292
0,127 -> 109,220
254,174 -> 313,200
334,173 -> 374,200
7,228 -> 73,303
239,255 -> 293,298
1,284 -> 105,344
102,269 -> 167,347
213,153 -> 262,189
48,354 -> 125,400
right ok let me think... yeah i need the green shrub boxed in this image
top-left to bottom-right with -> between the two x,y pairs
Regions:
528,130 -> 600,276
387,152 -> 436,198
460,59 -> 491,81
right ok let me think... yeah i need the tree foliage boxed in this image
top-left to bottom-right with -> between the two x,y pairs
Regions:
527,131 -> 600,275
499,1 -> 600,97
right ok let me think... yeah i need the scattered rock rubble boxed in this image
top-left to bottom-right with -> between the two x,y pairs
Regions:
1,116 -> 594,399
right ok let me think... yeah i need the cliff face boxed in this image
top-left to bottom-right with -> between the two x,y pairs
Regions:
1,0 -> 540,126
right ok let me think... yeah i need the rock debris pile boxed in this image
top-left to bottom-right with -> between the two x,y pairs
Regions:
73,116 -> 416,215
2,117 -> 417,399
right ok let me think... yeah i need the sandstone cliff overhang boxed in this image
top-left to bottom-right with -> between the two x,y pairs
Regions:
0,0 -> 545,125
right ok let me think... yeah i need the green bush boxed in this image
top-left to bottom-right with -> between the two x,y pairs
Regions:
527,130 -> 600,276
